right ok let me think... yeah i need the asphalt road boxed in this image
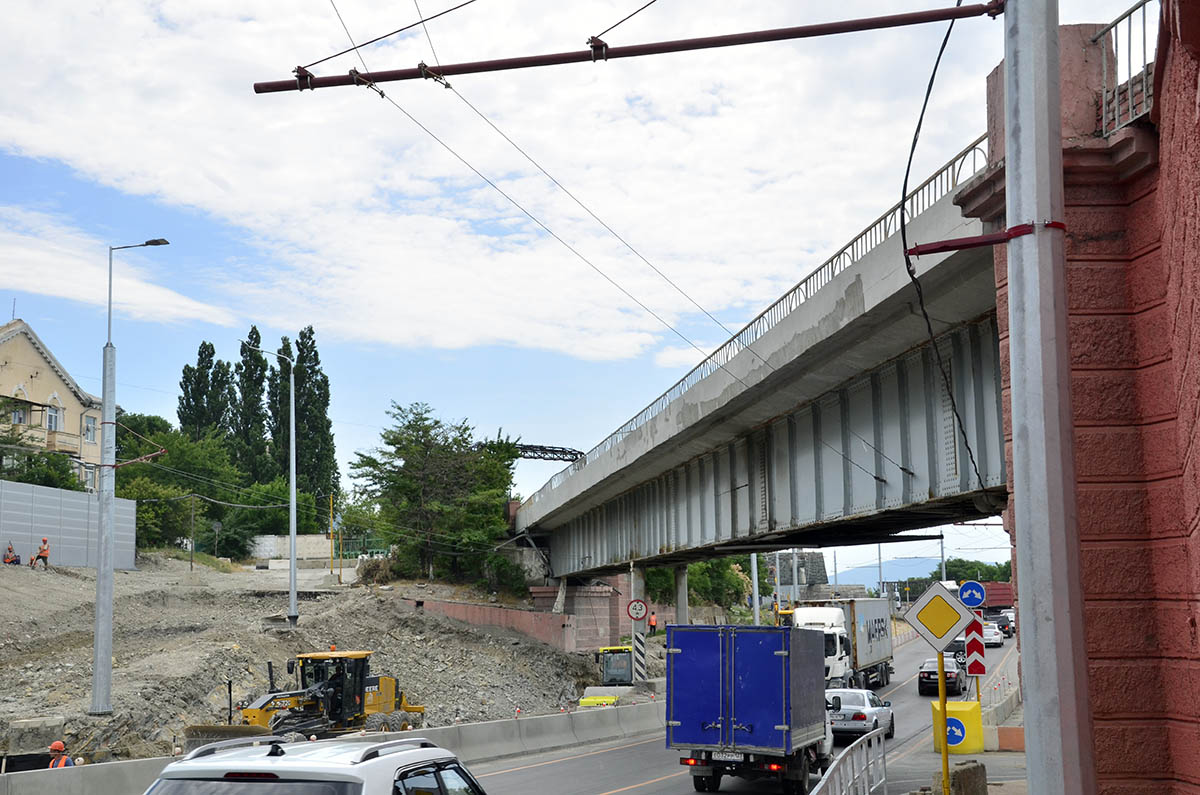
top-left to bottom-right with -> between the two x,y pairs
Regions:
472,637 -> 1024,795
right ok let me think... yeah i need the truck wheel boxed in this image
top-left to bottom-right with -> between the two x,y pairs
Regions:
692,776 -> 708,792
364,713 -> 394,733
708,774 -> 722,791
886,716 -> 895,739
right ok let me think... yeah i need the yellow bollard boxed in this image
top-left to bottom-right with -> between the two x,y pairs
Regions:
932,699 -> 985,755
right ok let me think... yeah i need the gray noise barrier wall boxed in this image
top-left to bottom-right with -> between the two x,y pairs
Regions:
0,701 -> 667,794
0,478 -> 136,569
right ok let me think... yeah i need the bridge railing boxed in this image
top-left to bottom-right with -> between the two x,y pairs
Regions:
811,726 -> 887,795
1093,0 -> 1160,136
542,134 -> 989,494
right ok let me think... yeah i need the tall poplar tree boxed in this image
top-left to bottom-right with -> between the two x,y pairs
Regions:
178,341 -> 233,440
233,326 -> 275,483
266,335 -> 294,479
294,326 -> 338,499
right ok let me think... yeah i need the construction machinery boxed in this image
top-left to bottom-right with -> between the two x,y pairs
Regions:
237,649 -> 424,739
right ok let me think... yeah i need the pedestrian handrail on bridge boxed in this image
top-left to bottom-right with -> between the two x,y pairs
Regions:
810,726 -> 887,795
543,134 -> 988,494
1093,0 -> 1160,136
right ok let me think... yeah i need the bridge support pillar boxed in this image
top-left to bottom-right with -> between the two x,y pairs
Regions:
674,566 -> 689,626
630,567 -> 648,682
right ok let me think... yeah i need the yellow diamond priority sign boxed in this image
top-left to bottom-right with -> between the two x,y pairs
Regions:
905,581 -> 976,651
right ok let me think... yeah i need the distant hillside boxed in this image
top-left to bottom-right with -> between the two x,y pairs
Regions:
827,557 -> 942,594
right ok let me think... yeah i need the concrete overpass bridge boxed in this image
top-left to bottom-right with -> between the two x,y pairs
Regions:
516,135 -> 1007,579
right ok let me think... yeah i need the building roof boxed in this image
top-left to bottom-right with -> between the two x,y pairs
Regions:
0,319 -> 101,409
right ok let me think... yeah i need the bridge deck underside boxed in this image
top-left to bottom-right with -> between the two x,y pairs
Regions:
543,317 -> 1006,577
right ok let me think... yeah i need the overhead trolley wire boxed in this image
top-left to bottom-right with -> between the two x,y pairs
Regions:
593,0 -> 662,40
303,0 -> 480,70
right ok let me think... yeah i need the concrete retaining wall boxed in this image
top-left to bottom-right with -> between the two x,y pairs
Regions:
0,701 -> 667,793
251,535 -> 337,560
405,598 -> 577,651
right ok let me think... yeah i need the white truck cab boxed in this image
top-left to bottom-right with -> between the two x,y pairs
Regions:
791,607 -> 852,687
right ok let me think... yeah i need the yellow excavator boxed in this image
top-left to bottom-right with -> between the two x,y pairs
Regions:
235,649 -> 424,740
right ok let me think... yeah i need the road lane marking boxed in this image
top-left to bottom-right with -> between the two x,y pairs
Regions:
888,732 -> 931,764
881,670 -> 920,699
594,771 -> 688,794
475,737 -> 661,777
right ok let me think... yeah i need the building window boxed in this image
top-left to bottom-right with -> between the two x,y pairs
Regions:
84,415 -> 97,443
85,466 -> 96,490
10,406 -> 26,425
46,406 -> 60,432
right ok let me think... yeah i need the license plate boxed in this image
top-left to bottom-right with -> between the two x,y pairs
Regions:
711,752 -> 743,762
831,713 -> 845,720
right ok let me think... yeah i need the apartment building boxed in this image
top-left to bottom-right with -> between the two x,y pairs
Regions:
0,318 -> 102,488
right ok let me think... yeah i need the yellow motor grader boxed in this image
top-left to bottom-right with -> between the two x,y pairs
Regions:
234,649 -> 424,740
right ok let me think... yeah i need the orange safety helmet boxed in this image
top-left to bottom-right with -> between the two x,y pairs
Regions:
49,741 -> 65,752
42,538 -> 48,543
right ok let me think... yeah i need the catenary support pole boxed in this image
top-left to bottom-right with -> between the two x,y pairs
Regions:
674,565 -> 689,627
791,549 -> 798,605
287,362 -> 298,625
940,536 -> 946,581
751,553 -> 761,625
90,323 -> 116,715
1004,1 -> 1097,792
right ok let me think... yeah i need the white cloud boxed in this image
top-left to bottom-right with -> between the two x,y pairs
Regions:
654,343 -> 716,370
0,0 -> 1137,359
0,207 -> 237,326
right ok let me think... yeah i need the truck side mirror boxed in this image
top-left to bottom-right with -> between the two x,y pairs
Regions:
883,701 -> 892,707
830,696 -> 841,711
286,660 -> 295,675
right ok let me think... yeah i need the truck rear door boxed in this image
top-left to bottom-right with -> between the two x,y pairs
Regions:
730,627 -> 788,752
667,627 -> 725,747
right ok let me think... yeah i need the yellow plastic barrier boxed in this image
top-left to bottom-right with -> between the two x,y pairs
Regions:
579,695 -> 618,707
931,700 -> 984,754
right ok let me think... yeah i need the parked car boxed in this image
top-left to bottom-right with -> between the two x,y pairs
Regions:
142,734 -> 488,795
982,622 -> 1005,647
985,612 -> 1013,637
918,657 -> 966,696
826,688 -> 895,740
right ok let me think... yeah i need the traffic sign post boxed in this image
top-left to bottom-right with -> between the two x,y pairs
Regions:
959,580 -> 986,608
905,582 -> 975,795
627,599 -> 648,622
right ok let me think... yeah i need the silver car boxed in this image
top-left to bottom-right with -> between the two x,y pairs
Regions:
826,688 -> 894,739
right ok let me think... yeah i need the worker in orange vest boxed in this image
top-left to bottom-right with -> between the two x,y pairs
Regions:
648,611 -> 658,636
3,543 -> 19,565
30,538 -> 49,569
48,740 -> 74,768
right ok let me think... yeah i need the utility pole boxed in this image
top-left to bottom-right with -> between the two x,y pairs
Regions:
1005,1 -> 1096,791
833,550 -> 838,591
189,497 -> 195,573
877,544 -> 884,600
940,536 -> 947,582
791,549 -> 798,605
751,553 -> 761,625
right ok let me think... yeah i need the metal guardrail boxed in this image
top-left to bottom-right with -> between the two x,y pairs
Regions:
811,726 -> 887,795
540,134 -> 989,495
1093,0 -> 1160,136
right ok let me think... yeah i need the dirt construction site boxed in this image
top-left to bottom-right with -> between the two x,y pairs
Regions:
0,554 -> 615,762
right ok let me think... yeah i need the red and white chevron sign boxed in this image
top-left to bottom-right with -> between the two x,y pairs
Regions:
965,609 -> 987,676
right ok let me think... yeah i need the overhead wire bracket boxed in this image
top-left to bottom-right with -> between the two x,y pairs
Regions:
587,36 -> 608,61
293,65 -> 315,91
417,61 -> 452,88
349,68 -> 387,98
905,221 -> 1066,257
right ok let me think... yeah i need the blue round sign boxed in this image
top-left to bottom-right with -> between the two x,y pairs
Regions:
946,717 -> 967,747
958,580 -> 986,608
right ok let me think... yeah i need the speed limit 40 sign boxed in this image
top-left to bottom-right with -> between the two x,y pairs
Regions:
627,599 -> 648,621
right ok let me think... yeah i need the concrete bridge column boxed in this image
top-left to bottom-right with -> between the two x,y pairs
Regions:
674,565 -> 689,627
630,567 -> 648,682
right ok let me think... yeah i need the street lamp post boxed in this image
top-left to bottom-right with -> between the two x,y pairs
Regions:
90,238 -> 168,716
241,341 -> 298,626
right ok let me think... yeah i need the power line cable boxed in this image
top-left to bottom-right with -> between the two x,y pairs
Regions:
304,0 -> 480,70
594,0 -> 662,40
897,0 -> 987,495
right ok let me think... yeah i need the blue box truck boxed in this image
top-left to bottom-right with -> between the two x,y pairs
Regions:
666,625 -> 833,794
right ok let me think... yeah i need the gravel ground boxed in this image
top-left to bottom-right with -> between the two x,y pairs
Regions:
0,555 -> 597,761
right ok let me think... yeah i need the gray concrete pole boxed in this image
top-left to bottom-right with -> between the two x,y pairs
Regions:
791,549 -> 798,604
1004,3 -> 1096,792
630,567 -> 647,682
287,363 -> 298,625
89,336 -> 116,715
674,566 -> 689,626
751,553 -> 761,625
877,544 -> 884,599
940,536 -> 946,582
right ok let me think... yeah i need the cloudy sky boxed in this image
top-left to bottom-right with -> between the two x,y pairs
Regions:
1,0 -> 1137,571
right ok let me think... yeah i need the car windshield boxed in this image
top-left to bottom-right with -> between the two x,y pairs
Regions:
824,634 -> 837,658
828,691 -> 865,706
148,781 -> 362,795
921,659 -> 952,671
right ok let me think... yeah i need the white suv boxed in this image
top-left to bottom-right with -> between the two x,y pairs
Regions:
143,735 -> 488,795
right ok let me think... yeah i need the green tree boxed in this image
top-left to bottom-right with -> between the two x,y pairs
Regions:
114,411 -> 172,463
266,336 -> 294,479
115,427 -> 246,528
351,402 -> 518,582
232,327 -> 276,483
644,557 -> 755,608
117,477 -> 203,549
294,326 -> 338,499
178,341 -> 234,440
224,477 -> 320,537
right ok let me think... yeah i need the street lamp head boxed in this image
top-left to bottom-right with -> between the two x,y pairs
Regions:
144,239 -> 170,246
